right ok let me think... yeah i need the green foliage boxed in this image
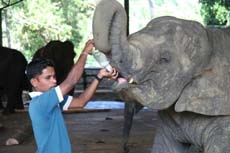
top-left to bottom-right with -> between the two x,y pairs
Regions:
129,0 -> 203,33
2,0 -> 94,60
155,0 -> 164,6
2,0 -> 219,67
199,0 -> 230,25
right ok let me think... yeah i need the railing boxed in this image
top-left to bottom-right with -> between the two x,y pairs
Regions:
75,68 -> 115,92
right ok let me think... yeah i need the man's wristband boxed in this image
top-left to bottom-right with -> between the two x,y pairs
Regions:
95,75 -> 103,82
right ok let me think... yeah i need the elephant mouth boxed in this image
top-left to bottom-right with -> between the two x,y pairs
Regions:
127,77 -> 136,84
117,77 -> 136,85
112,75 -> 138,92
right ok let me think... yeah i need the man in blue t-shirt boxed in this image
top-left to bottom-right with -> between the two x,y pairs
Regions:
26,39 -> 118,153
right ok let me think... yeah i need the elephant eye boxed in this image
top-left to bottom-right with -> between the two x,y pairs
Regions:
159,51 -> 171,64
159,57 -> 169,64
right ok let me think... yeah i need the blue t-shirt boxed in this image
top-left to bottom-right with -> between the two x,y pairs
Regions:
29,86 -> 73,153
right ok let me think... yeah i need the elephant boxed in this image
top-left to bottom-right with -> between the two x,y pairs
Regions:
93,0 -> 230,152
0,46 -> 31,114
32,40 -> 76,95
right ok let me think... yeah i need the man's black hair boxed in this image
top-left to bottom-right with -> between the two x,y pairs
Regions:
26,58 -> 55,80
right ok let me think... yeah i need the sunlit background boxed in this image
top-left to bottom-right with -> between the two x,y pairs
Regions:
1,0 -> 229,67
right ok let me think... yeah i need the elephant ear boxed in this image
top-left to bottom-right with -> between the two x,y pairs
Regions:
175,29 -> 230,115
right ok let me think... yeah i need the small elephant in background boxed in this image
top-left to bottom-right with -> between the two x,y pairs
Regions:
32,40 -> 76,95
0,47 -> 31,114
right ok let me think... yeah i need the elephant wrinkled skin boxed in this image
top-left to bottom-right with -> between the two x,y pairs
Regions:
93,0 -> 230,152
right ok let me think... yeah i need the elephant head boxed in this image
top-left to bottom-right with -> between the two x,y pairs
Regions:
93,0 -> 230,115
32,40 -> 76,95
33,40 -> 76,85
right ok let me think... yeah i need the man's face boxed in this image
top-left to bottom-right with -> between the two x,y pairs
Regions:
31,66 -> 57,92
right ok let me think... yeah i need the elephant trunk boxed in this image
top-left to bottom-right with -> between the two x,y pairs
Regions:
93,0 -> 136,81
93,0 -> 129,62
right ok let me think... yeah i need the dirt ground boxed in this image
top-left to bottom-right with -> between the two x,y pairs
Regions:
0,92 -> 158,153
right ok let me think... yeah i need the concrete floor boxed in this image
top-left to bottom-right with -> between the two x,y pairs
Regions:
0,91 -> 158,153
0,106 -> 157,153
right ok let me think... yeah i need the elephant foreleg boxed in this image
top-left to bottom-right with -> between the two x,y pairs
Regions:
122,102 -> 135,153
152,109 -> 230,153
4,64 -> 25,113
0,97 -> 4,109
122,102 -> 143,153
202,116 -> 230,153
151,111 -> 190,153
14,89 -> 24,109
0,91 -> 5,109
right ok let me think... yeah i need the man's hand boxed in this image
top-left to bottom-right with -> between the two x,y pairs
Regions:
97,67 -> 119,80
82,39 -> 94,55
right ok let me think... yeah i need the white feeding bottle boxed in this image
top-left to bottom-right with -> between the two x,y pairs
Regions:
92,50 -> 113,73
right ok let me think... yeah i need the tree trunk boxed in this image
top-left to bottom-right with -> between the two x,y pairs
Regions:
3,10 -> 11,47
148,0 -> 154,18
